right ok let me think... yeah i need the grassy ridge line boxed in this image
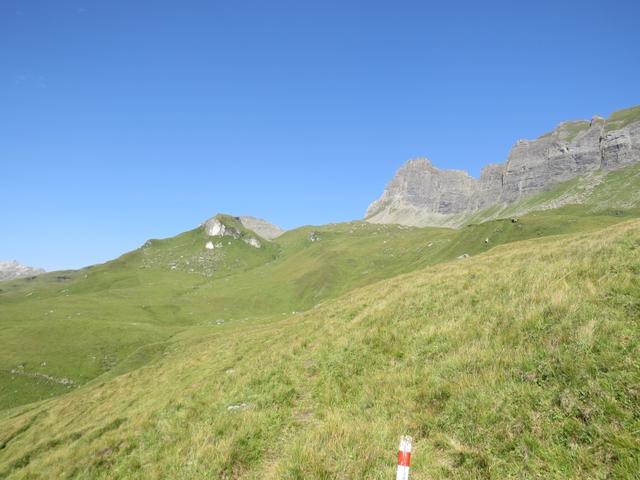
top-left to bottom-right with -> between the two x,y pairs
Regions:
1,220 -> 638,478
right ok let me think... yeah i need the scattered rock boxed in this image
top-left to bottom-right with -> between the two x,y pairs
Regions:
10,367 -> 75,386
457,253 -> 470,259
243,237 -> 261,249
309,232 -> 320,242
227,403 -> 250,411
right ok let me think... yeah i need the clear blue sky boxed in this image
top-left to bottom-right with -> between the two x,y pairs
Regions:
2,0 -> 639,271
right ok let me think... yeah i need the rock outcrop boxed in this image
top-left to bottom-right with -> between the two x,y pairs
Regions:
201,215 -> 280,251
203,217 -> 241,238
243,237 -> 262,249
0,260 -> 45,282
238,216 -> 285,240
366,106 -> 640,227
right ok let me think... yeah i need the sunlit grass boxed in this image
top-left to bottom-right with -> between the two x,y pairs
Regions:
1,219 -> 639,478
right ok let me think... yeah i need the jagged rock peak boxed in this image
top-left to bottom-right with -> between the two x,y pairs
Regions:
0,260 -> 45,282
366,105 -> 640,227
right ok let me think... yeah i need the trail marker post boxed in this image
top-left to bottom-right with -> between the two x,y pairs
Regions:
396,435 -> 412,480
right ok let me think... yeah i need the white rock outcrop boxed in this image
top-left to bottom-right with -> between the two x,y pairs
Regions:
243,237 -> 262,249
0,260 -> 45,282
204,218 -> 233,237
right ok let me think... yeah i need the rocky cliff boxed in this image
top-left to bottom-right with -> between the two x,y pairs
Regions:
366,105 -> 640,227
0,260 -> 45,282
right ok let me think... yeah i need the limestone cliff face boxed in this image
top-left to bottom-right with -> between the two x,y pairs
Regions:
366,106 -> 640,227
365,159 -> 479,227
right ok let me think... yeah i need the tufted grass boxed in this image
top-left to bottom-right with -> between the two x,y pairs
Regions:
0,217 -> 639,478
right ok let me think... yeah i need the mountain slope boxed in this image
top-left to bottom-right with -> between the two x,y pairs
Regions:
366,105 -> 640,227
3,189 -> 640,412
1,218 -> 638,478
465,160 -> 640,224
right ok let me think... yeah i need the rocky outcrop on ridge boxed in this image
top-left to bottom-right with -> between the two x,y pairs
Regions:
0,260 -> 45,282
203,217 -> 241,238
203,215 -> 283,243
366,105 -> 640,227
238,216 -> 285,240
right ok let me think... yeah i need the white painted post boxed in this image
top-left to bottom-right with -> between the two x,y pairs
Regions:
396,435 -> 412,480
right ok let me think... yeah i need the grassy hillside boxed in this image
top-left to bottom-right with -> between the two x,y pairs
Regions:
605,105 -> 640,131
2,200 -> 639,411
0,218 -> 638,478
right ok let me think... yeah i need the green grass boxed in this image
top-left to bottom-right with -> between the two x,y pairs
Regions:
0,218 -> 639,478
1,174 -> 640,477
559,120 -> 590,142
1,197 -> 640,411
606,105 -> 640,131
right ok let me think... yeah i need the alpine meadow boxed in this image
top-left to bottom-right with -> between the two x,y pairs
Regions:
2,148 -> 640,477
3,2 -> 640,479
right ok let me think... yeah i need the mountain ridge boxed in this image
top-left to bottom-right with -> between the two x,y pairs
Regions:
0,260 -> 45,282
366,105 -> 640,227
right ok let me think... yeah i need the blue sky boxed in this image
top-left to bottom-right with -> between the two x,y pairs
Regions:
2,0 -> 639,271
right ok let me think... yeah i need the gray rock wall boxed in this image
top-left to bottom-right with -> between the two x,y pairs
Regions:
366,106 -> 640,227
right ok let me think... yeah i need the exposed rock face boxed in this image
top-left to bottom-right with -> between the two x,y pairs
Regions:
243,237 -> 262,248
366,106 -> 640,227
204,215 -> 284,241
238,216 -> 285,240
365,159 -> 479,227
203,218 -> 240,238
0,260 -> 45,282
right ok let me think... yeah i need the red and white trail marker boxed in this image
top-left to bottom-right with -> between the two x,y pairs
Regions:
396,435 -> 412,480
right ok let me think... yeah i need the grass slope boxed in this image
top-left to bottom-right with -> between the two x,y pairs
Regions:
605,105 -> 640,131
0,219 -> 638,478
3,201 -> 639,411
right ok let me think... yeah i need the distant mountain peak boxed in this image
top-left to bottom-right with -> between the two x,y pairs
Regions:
0,260 -> 45,282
